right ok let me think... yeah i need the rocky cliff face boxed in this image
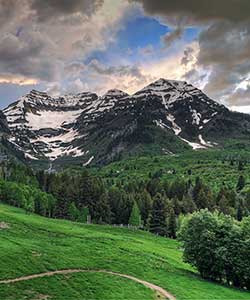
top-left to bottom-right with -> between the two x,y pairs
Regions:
3,79 -> 250,166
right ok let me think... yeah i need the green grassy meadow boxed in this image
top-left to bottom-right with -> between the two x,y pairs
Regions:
0,204 -> 250,300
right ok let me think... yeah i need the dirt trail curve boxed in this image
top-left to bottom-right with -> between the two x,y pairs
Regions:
0,269 -> 176,300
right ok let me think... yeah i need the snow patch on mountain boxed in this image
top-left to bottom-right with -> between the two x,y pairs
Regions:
166,114 -> 182,135
191,109 -> 201,125
180,137 -> 207,150
154,119 -> 171,130
83,156 -> 94,166
26,110 -> 82,130
198,134 -> 214,148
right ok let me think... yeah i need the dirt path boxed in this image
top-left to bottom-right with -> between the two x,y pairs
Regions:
0,269 -> 176,300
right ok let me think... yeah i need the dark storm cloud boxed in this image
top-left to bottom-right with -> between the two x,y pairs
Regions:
0,0 -> 26,28
89,59 -> 145,79
0,0 -> 106,84
0,33 -> 43,62
31,0 -> 104,21
0,31 -> 59,82
227,84 -> 250,106
0,0 -> 103,24
198,22 -> 250,66
132,0 -> 250,23
198,22 -> 250,99
133,0 -> 250,106
0,0 -> 16,25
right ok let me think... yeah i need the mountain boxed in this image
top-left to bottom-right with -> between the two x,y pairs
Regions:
0,110 -> 9,135
3,78 -> 250,167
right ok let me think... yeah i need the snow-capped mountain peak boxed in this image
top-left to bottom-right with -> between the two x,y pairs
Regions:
2,78 -> 248,166
134,78 -> 202,104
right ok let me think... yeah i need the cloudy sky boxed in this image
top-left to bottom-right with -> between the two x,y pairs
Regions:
0,0 -> 250,112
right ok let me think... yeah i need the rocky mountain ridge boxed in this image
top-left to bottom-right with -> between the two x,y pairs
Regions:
1,78 -> 250,166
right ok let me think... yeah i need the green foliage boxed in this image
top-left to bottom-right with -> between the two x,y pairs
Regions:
178,210 -> 250,289
68,202 -> 80,221
3,149 -> 250,233
129,202 -> 141,227
3,160 -> 39,187
237,175 -> 245,191
94,150 -> 250,193
218,195 -> 230,215
0,180 -> 56,216
0,204 -> 250,300
167,208 -> 177,238
136,190 -> 152,225
149,193 -> 168,236
238,161 -> 244,171
79,207 -> 90,223
108,186 -> 133,224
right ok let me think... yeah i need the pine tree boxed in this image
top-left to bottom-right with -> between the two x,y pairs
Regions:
193,176 -> 203,203
109,187 -> 133,224
173,197 -> 181,215
146,178 -> 162,197
149,193 -> 167,236
168,208 -> 177,239
129,201 -> 141,227
195,189 -> 208,209
182,195 -> 197,213
218,195 -> 230,215
237,175 -> 245,191
94,193 -> 111,224
137,190 -> 152,225
236,205 -> 243,221
169,179 -> 187,200
238,161 -> 244,171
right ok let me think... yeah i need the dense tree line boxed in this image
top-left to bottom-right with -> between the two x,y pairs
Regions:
178,210 -> 250,289
34,167 -> 250,236
0,160 -> 38,186
0,180 -> 56,216
1,161 -> 250,239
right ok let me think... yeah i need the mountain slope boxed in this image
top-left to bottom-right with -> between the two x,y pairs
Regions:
3,79 -> 250,166
0,111 -> 9,135
0,204 -> 249,300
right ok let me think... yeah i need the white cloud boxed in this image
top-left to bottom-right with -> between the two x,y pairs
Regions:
230,106 -> 250,114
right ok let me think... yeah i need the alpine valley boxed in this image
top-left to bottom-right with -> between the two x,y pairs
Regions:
1,78 -> 250,168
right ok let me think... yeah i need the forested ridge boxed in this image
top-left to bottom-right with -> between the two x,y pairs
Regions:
1,159 -> 250,231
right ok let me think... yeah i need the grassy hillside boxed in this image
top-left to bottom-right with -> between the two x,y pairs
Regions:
0,204 -> 250,300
